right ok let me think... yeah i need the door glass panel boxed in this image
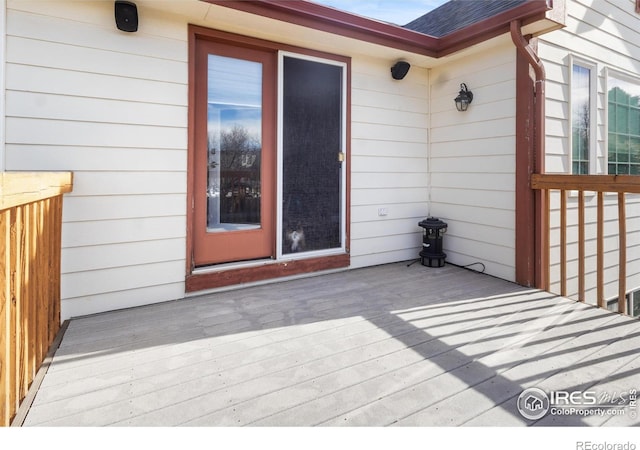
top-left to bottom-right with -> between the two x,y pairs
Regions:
207,54 -> 262,232
282,56 -> 343,254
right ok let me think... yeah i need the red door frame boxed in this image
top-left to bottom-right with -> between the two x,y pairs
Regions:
192,39 -> 277,266
186,25 -> 351,292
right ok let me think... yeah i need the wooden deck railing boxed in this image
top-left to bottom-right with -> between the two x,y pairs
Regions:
532,174 -> 640,315
1,172 -> 73,426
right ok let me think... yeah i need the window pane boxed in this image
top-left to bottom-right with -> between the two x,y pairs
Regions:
608,74 -> 640,174
608,103 -> 616,132
207,54 -> 262,231
631,137 -> 640,162
282,56 -> 343,254
632,291 -> 640,317
608,133 -> 617,162
630,108 -> 640,135
571,64 -> 590,174
616,106 -> 629,134
618,135 -> 630,162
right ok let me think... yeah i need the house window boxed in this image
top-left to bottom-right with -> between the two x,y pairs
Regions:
571,60 -> 595,174
607,287 -> 640,318
607,72 -> 640,175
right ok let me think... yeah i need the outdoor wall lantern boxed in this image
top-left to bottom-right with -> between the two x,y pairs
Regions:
391,60 -> 411,80
418,217 -> 448,267
454,83 -> 473,111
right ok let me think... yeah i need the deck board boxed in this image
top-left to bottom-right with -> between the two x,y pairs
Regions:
22,263 -> 640,426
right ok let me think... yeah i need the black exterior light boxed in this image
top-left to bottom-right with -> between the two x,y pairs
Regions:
454,83 -> 473,111
391,61 -> 411,80
115,1 -> 138,32
418,217 -> 448,267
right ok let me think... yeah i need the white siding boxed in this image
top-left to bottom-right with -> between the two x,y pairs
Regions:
429,40 -> 518,282
539,0 -> 640,306
349,56 -> 429,268
0,0 -> 5,171
4,0 -> 432,318
5,1 -> 189,318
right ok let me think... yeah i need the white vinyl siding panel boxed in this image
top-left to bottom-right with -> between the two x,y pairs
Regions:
429,40 -> 518,282
539,0 -> 640,306
0,0 -> 5,171
349,57 -> 428,268
5,3 -> 189,319
5,1 -> 433,317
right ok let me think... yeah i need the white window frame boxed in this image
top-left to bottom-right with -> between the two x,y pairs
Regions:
569,56 -> 598,175
276,51 -> 348,261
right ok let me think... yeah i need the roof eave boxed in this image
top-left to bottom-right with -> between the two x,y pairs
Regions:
203,0 -> 556,59
437,1 -> 553,57
204,0 -> 440,58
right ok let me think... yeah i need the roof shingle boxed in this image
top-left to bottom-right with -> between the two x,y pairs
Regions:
403,0 -> 529,37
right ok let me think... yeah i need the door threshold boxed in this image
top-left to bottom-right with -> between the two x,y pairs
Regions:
192,257 -> 275,275
186,253 -> 350,293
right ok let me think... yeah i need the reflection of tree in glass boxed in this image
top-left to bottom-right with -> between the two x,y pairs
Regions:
207,133 -> 219,170
574,101 -> 590,174
219,124 -> 262,224
221,124 -> 261,170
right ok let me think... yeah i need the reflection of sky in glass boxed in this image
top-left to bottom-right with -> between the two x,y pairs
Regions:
572,65 -> 590,125
208,54 -> 261,107
208,105 -> 262,142
609,76 -> 640,107
609,77 -> 640,97
208,54 -> 262,138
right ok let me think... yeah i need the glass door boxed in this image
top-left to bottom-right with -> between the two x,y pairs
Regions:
279,54 -> 346,257
192,42 -> 346,268
193,40 -> 276,266
207,55 -> 262,232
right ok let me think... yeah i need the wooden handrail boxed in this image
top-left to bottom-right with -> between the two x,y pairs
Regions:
1,172 -> 73,426
1,172 -> 73,210
531,174 -> 640,193
531,173 -> 637,316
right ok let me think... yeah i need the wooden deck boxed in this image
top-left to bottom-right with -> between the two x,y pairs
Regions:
21,262 -> 640,426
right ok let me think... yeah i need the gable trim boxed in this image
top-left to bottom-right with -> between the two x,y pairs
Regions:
205,0 -> 551,59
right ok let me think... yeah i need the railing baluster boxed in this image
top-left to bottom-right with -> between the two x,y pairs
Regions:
578,190 -> 585,302
618,192 -> 627,315
597,191 -> 604,309
544,188 -> 551,292
560,189 -> 567,297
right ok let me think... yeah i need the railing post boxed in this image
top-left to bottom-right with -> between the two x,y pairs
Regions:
0,210 -> 9,426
